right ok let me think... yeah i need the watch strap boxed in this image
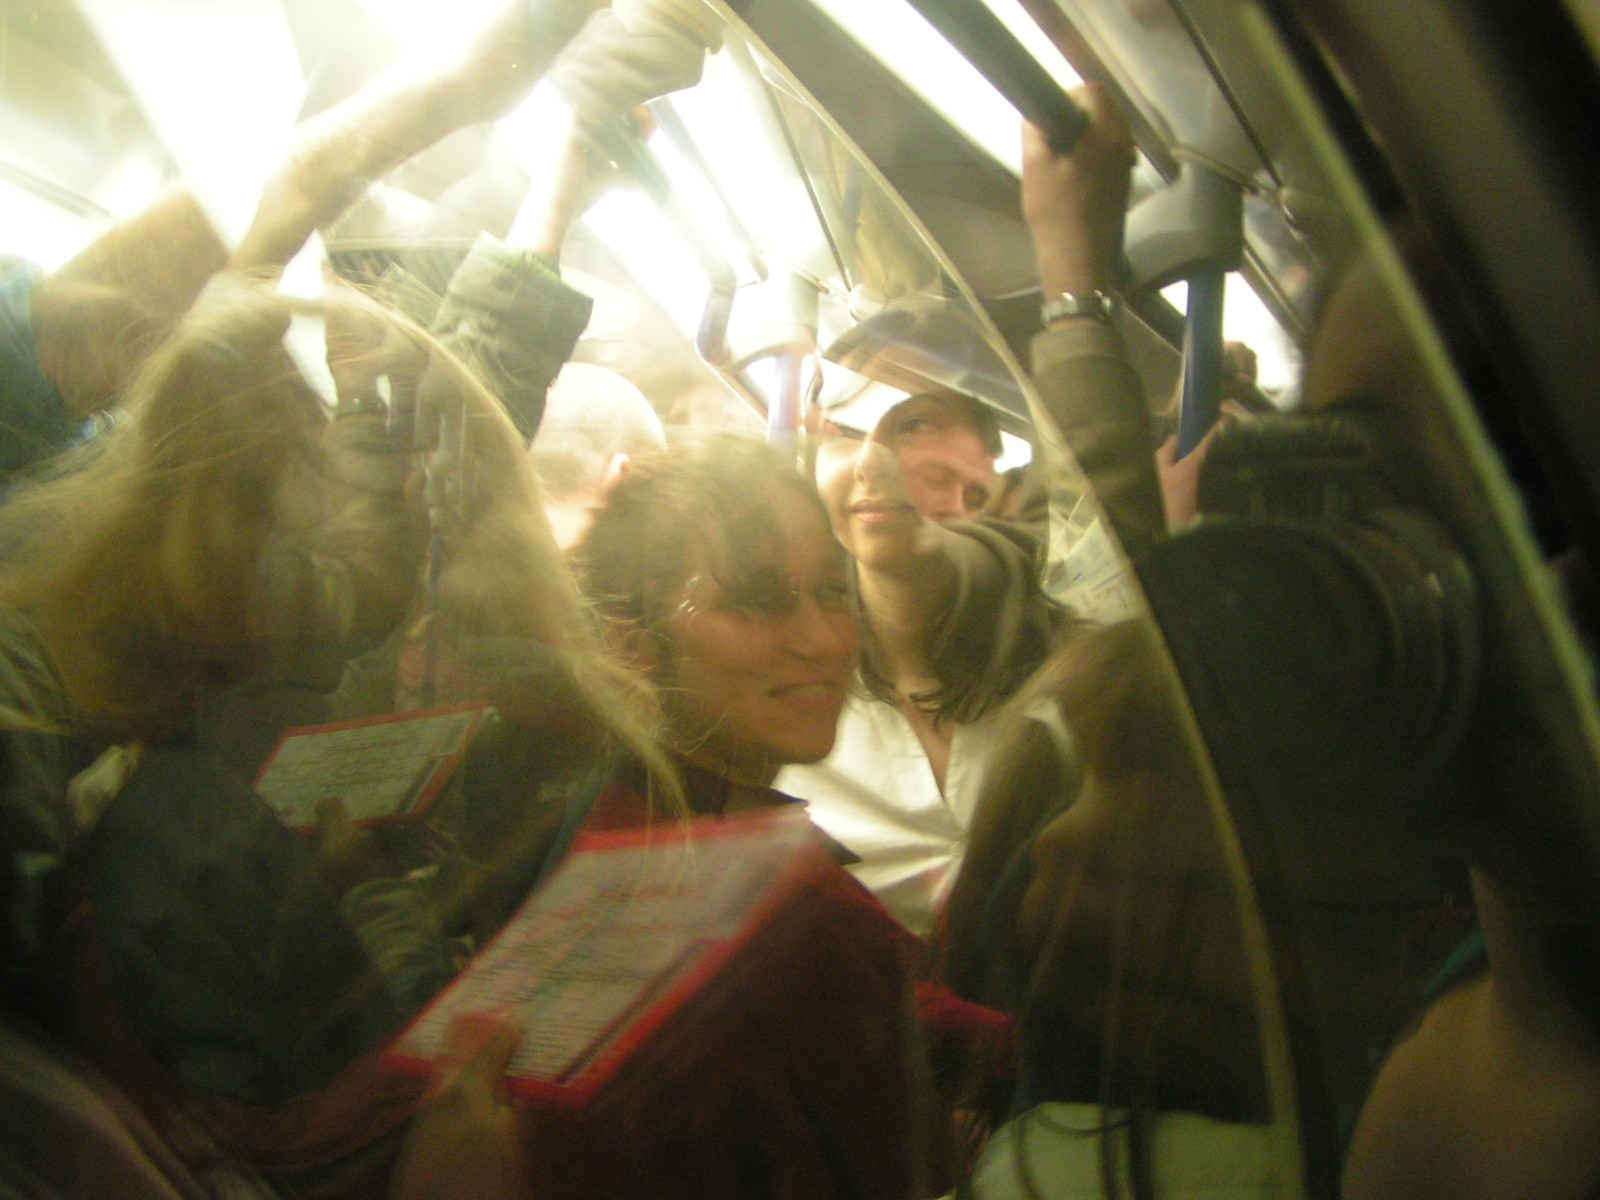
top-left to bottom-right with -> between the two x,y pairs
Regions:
1041,289 -> 1118,325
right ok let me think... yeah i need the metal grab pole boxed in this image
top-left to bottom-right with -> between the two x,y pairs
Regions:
1177,267 -> 1227,459
769,350 -> 805,449
899,0 -> 1089,154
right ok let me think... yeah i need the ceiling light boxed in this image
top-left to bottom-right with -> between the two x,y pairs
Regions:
805,0 -> 1081,174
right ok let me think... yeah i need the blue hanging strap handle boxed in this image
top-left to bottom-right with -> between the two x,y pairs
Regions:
1124,161 -> 1245,460
1177,266 -> 1228,460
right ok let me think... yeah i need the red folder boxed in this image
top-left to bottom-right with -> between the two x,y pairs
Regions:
382,807 -> 828,1106
254,703 -> 488,830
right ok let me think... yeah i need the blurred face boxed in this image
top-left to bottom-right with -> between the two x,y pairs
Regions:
261,295 -> 432,655
658,489 -> 860,786
815,434 -> 922,572
876,396 -> 997,522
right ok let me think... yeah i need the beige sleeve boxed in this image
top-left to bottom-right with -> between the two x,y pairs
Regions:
1030,320 -> 1167,560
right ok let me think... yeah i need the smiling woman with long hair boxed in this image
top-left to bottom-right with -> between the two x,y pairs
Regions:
533,432 -> 946,1200
574,434 -> 861,799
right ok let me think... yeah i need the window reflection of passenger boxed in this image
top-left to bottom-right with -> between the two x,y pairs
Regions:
945,620 -> 1273,1200
1297,250 -> 1600,1200
777,85 -> 1147,939
0,264 -> 675,1173
1044,175 -> 1598,1196
0,265 -> 563,1169
779,427 -> 1058,937
0,0 -> 622,490
0,1 -> 701,1189
874,392 -> 1003,523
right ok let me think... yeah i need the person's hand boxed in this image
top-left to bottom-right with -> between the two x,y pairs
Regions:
1154,399 -> 1250,529
1155,430 -> 1211,531
314,796 -> 396,892
1020,82 -> 1137,298
390,1014 -> 530,1200
549,0 -> 722,130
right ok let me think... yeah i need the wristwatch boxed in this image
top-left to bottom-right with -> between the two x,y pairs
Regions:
1041,289 -> 1118,325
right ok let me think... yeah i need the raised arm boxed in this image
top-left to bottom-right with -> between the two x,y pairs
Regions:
19,0 -> 604,450
1022,84 -> 1167,560
229,0 -> 604,274
427,0 -> 724,440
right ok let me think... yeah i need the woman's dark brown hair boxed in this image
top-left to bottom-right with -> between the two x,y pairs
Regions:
943,619 -> 1269,1199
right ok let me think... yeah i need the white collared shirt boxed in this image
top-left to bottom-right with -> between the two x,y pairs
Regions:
972,1104 -> 1286,1200
776,692 -> 1002,938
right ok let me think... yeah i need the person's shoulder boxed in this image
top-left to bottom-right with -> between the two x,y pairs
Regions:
950,513 -> 1045,558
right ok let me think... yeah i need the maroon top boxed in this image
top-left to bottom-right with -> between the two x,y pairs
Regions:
515,768 -> 948,1199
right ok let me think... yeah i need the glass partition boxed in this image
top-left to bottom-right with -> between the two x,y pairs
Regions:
1011,1 -> 1600,1196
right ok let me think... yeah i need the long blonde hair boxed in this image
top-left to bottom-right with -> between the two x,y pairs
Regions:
0,271 -> 681,816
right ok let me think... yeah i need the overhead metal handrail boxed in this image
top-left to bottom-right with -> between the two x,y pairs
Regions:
648,97 -> 770,283
589,120 -> 740,365
898,0 -> 1088,154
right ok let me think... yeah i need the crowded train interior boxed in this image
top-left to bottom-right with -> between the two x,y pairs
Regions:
3,1 -> 1599,1197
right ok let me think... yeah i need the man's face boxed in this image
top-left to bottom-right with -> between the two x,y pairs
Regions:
875,396 -> 998,522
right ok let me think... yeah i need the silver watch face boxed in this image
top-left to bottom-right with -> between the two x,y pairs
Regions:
1042,291 -> 1114,322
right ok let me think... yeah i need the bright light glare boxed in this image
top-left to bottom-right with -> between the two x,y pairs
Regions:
1222,274 -> 1299,397
997,429 -> 1032,472
0,183 -> 105,269
646,128 -> 762,287
806,0 -> 1027,173
495,82 -> 572,174
745,356 -> 781,407
580,190 -> 711,340
96,153 -> 166,222
1162,275 -> 1300,402
76,0 -> 304,250
804,0 -> 1081,174
663,50 -> 817,269
352,0 -> 505,49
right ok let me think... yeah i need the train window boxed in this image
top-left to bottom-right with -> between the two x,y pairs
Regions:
5,1 -> 1600,1199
